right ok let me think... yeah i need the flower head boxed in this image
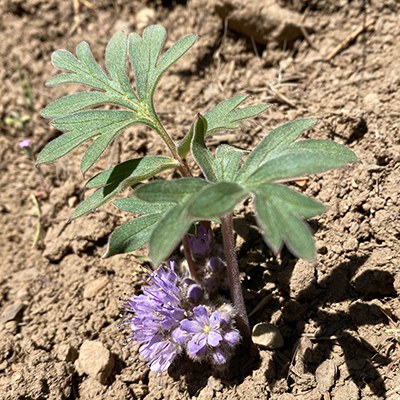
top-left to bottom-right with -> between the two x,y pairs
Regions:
174,304 -> 241,365
18,138 -> 32,149
188,224 -> 212,257
123,266 -> 185,373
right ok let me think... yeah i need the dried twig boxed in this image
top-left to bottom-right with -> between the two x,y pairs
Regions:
326,19 -> 376,61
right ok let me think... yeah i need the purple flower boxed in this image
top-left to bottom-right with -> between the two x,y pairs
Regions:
18,138 -> 32,149
123,266 -> 185,373
175,305 -> 241,365
188,224 -> 212,256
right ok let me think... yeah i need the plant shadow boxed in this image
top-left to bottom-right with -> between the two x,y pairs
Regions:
268,253 -> 394,397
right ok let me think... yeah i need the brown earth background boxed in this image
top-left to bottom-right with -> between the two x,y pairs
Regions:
0,0 -> 399,399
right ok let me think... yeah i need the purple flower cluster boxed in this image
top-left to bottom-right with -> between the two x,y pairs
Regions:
123,263 -> 240,373
174,305 -> 240,365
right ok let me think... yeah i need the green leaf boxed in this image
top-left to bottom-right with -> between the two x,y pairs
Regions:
254,190 -> 316,261
214,144 -> 243,182
178,94 -> 268,157
188,182 -> 249,219
71,156 -> 179,219
149,204 -> 193,266
72,182 -> 120,220
41,27 -> 196,172
80,130 -> 117,173
86,156 -> 179,188
245,139 -> 358,186
42,92 -> 114,119
237,118 -> 318,183
113,196 -> 174,215
135,178 -> 209,203
191,114 -> 218,181
129,25 -> 196,105
37,110 -> 141,167
46,35 -> 138,111
104,214 -> 162,257
204,94 -> 268,134
256,184 -> 325,218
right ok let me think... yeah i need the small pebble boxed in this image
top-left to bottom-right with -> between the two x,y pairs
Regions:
83,276 -> 109,299
252,322 -> 284,349
75,340 -> 114,384
1,301 -> 24,322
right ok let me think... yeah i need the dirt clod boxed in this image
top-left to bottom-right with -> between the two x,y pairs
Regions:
75,340 -> 115,384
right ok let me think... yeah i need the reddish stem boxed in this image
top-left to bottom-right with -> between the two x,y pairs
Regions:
220,214 -> 252,345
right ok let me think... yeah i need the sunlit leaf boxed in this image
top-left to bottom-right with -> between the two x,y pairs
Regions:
135,178 -> 209,203
178,95 -> 268,157
245,139 -> 358,186
214,144 -> 243,182
71,156 -> 179,219
237,118 -> 318,183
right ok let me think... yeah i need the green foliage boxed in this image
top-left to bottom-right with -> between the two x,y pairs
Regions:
178,94 -> 269,157
38,26 -> 196,172
138,117 -> 357,261
105,197 -> 174,257
135,178 -> 210,265
38,24 -> 358,265
72,156 -> 179,219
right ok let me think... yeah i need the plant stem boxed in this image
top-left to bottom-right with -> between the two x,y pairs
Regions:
220,214 -> 252,345
153,117 -> 191,176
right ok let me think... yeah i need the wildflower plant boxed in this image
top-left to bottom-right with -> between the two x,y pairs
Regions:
38,25 -> 357,372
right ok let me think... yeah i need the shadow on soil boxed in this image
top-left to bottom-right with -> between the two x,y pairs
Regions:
275,253 -> 394,397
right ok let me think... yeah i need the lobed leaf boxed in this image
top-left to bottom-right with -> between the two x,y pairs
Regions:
245,139 -> 358,186
71,181 -> 120,220
237,118 -> 318,183
256,184 -> 325,218
214,144 -> 243,182
178,95 -> 269,157
41,26 -> 196,173
37,110 -> 141,168
188,182 -> 249,219
113,196 -> 174,215
86,156 -> 179,188
190,114 -> 218,181
149,204 -> 193,266
71,156 -> 179,219
134,177 -> 209,203
105,214 -> 163,257
128,25 -> 196,105
254,189 -> 316,261
204,94 -> 268,134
